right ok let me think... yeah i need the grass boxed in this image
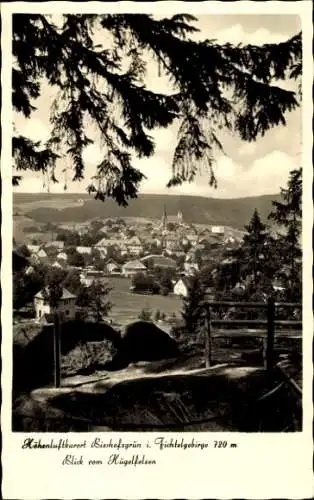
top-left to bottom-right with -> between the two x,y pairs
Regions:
106,277 -> 183,327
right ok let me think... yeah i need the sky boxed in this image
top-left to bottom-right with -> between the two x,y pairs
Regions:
13,14 -> 301,199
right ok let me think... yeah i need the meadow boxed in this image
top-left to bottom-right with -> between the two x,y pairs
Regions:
106,277 -> 183,328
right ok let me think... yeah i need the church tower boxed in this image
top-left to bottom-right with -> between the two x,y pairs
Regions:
161,205 -> 168,231
161,205 -> 167,254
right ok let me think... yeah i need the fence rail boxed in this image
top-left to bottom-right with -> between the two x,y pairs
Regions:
201,297 -> 302,371
205,301 -> 302,309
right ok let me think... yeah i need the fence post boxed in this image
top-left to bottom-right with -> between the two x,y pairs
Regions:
265,296 -> 275,371
53,312 -> 61,388
204,305 -> 212,368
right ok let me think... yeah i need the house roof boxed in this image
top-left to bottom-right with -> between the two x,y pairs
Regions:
122,260 -> 147,270
37,249 -> 48,257
27,245 -> 40,253
96,238 -> 125,247
211,225 -> 225,233
175,277 -> 191,288
52,261 -> 63,268
184,262 -> 199,269
140,254 -> 177,268
45,241 -> 64,249
107,262 -> 119,269
57,252 -> 67,259
35,288 -> 76,300
126,236 -> 142,245
76,246 -> 92,254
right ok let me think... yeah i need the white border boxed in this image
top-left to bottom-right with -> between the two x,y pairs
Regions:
1,2 -> 313,499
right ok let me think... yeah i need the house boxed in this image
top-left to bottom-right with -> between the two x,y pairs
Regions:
97,247 -> 108,259
80,269 -> 104,286
26,244 -> 40,254
45,241 -> 64,250
27,244 -> 40,255
140,254 -> 177,270
24,265 -> 35,275
76,246 -> 92,255
37,248 -> 48,260
106,261 -> 120,274
57,251 -> 68,261
34,288 -> 77,322
211,225 -> 225,235
173,278 -> 190,297
96,238 -> 125,250
52,260 -> 64,269
122,260 -> 147,277
125,236 -> 143,256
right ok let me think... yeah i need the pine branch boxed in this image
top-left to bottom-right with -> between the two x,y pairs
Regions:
12,14 -> 302,204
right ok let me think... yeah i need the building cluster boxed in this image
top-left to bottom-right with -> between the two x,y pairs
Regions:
20,208 -> 244,323
24,208 -> 242,281
14,209 -> 247,325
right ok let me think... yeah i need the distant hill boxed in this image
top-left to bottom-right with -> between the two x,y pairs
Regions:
14,193 -> 281,230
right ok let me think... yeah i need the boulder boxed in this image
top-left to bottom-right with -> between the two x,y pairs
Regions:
13,320 -> 121,391
107,321 -> 179,370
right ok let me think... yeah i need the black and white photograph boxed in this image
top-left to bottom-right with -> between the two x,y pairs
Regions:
2,2 -> 313,499
8,9 -> 306,435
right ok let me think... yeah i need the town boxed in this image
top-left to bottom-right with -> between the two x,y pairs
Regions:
13,207 -> 245,328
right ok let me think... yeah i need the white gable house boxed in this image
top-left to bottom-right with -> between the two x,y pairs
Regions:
34,288 -> 77,322
173,278 -> 190,297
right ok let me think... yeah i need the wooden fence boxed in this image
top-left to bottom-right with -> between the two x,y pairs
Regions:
201,297 -> 302,371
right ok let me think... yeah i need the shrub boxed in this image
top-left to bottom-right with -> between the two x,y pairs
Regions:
138,307 -> 152,321
154,309 -> 161,321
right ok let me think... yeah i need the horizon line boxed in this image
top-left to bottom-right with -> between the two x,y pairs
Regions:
13,191 -> 281,200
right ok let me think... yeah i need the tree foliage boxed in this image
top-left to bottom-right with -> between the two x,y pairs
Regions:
268,167 -> 302,301
181,274 -> 205,336
85,279 -> 112,322
237,209 -> 274,290
13,14 -> 301,204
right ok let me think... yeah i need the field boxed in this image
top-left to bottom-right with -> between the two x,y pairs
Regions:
106,277 -> 183,328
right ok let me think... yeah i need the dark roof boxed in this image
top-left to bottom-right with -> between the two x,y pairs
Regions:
140,254 -> 177,268
35,288 -> 77,299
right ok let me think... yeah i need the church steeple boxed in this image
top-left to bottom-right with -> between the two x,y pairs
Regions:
161,204 -> 167,230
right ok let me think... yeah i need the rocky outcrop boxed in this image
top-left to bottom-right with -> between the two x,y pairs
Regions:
106,321 -> 179,370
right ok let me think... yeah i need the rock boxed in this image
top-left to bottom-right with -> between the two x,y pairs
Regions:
107,321 -> 179,370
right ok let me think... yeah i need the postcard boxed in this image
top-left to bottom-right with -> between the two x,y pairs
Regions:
1,1 -> 313,499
